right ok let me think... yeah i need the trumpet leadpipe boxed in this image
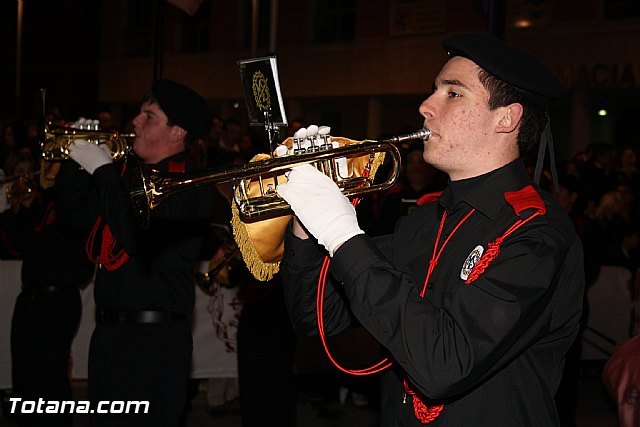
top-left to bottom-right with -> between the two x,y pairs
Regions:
382,127 -> 431,144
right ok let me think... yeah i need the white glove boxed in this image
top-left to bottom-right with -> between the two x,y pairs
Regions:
67,140 -> 113,174
277,164 -> 364,256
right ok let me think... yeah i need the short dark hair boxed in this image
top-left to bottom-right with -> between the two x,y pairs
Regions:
478,69 -> 546,157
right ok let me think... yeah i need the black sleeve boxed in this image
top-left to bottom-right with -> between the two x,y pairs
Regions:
280,222 -> 394,336
329,229 -> 584,399
54,161 -> 98,229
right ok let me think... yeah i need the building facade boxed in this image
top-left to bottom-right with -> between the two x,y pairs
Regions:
4,1 -> 639,160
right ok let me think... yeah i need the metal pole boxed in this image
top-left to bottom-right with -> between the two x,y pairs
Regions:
153,0 -> 165,81
485,0 -> 506,40
15,0 -> 24,115
251,0 -> 259,56
269,0 -> 278,52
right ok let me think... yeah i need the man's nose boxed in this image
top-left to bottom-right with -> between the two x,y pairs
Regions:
419,97 -> 434,119
132,114 -> 142,128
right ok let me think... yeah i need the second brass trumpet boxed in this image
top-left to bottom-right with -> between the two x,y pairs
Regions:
41,124 -> 135,161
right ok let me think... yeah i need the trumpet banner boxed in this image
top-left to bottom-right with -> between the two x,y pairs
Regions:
231,137 -> 386,281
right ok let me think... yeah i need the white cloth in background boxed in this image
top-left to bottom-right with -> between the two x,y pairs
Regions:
70,280 -> 96,379
0,260 -> 243,388
0,260 -> 22,389
582,265 -> 633,360
190,260 -> 243,379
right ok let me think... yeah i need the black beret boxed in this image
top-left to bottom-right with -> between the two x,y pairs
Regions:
151,79 -> 212,137
443,33 -> 566,109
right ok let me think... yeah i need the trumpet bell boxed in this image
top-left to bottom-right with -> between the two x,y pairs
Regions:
41,124 -> 134,161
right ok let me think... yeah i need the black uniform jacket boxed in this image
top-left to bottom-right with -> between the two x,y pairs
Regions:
281,159 -> 585,426
56,152 -> 214,314
0,188 -> 93,288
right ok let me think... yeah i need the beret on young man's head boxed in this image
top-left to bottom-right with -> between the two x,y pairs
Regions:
151,79 -> 212,138
443,33 -> 566,109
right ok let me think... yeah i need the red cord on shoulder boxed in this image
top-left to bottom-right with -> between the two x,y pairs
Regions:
417,191 -> 444,206
465,185 -> 546,284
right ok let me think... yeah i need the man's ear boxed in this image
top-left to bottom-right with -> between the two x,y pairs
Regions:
169,125 -> 187,144
495,103 -> 523,134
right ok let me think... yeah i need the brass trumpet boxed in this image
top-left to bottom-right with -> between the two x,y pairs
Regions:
128,128 -> 430,229
41,124 -> 135,161
1,172 -> 41,205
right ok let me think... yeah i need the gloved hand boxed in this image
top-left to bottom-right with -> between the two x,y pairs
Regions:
67,140 -> 113,174
277,164 -> 363,256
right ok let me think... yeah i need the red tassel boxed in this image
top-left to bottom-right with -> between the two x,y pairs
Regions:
412,397 -> 445,424
404,379 -> 445,424
465,238 -> 502,284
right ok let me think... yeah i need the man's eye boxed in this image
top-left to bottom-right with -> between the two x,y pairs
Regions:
448,91 -> 461,98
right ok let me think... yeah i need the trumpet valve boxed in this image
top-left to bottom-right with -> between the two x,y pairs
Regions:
274,145 -> 289,157
318,126 -> 332,150
306,125 -> 320,152
292,128 -> 307,154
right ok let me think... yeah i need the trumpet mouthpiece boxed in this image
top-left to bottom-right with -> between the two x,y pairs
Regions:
383,128 -> 431,144
418,127 -> 431,141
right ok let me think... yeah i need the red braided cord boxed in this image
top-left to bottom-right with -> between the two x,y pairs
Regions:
84,162 -> 132,270
314,166 -> 444,422
317,255 -> 393,375
100,223 -> 129,270
403,379 -> 445,424
315,164 -> 393,376
420,209 -> 476,297
85,216 -> 129,270
465,211 -> 542,285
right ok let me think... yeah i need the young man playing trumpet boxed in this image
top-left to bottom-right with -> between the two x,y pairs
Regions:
277,33 -> 584,425
57,79 -> 216,426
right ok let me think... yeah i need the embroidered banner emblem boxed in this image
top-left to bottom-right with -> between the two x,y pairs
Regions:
460,245 -> 484,280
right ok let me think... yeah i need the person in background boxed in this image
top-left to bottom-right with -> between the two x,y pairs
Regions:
97,111 -> 116,132
57,79 -> 215,426
2,152 -> 93,427
578,143 -> 618,210
276,33 -> 584,425
375,142 -> 447,236
218,118 -> 242,155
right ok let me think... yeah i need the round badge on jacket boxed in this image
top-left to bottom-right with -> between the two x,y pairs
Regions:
460,245 -> 484,281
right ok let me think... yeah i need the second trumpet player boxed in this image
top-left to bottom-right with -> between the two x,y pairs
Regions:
55,78 -> 222,426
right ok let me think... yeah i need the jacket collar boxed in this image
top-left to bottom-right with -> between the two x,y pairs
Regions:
144,151 -> 188,173
439,159 -> 532,219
